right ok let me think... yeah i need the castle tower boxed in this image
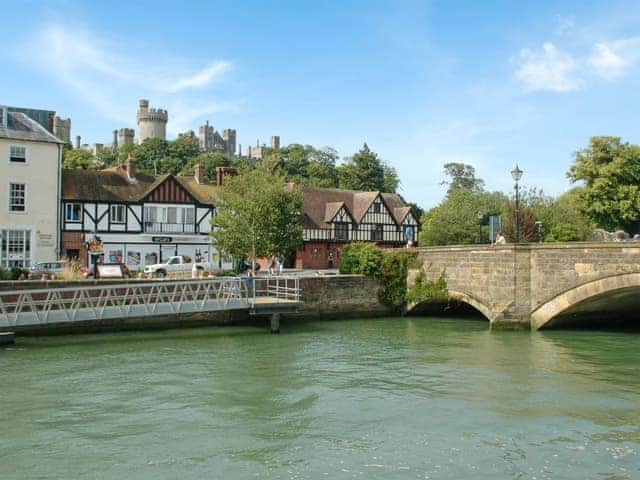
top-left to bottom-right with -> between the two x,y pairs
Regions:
270,135 -> 280,151
118,128 -> 135,147
199,120 -> 215,152
112,129 -> 118,149
136,99 -> 168,142
53,116 -> 71,144
222,129 -> 237,156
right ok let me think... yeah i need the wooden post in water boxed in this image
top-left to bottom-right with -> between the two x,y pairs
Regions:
270,313 -> 280,334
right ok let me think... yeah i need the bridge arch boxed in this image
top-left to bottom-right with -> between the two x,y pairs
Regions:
531,273 -> 640,330
406,289 -> 493,322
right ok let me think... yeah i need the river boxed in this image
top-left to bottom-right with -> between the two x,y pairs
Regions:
1,317 -> 639,479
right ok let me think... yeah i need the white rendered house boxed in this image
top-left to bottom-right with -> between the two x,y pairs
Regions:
0,107 -> 64,268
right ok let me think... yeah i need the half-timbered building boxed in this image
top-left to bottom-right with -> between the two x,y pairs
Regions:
60,157 -> 231,271
295,185 -> 419,269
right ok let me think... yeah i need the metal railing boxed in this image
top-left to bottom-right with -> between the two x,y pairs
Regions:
251,276 -> 301,305
0,276 -> 301,328
143,222 -> 196,234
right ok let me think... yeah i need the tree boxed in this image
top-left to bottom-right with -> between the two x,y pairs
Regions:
568,136 -> 640,232
421,189 -> 507,245
182,152 -> 234,181
441,162 -> 484,195
338,143 -> 398,192
133,138 -> 169,174
211,165 -> 304,263
63,149 -> 95,170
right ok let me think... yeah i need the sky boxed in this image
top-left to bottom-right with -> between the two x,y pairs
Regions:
1,0 -> 639,209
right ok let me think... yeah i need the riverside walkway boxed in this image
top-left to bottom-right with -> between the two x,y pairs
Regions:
0,276 -> 300,333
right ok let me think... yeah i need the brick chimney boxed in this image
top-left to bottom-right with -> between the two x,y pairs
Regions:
125,152 -> 136,183
194,164 -> 205,184
216,166 -> 238,186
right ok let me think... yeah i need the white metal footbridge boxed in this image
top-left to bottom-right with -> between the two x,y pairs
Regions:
0,277 -> 300,330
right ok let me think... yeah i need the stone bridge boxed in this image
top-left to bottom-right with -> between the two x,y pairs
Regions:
408,243 -> 640,329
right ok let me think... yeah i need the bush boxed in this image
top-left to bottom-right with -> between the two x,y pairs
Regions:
339,243 -> 384,275
406,270 -> 448,304
340,244 -> 418,312
0,267 -> 29,280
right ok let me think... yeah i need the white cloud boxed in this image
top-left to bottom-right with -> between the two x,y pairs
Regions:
166,61 -> 232,92
588,37 -> 640,80
515,42 -> 581,92
20,24 -> 237,133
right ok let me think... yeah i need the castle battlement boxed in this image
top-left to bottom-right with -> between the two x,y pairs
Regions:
136,99 -> 168,142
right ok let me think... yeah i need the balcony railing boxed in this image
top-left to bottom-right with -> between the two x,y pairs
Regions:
144,222 -> 196,234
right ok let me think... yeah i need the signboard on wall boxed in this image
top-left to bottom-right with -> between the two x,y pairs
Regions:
152,236 -> 173,243
97,264 -> 125,278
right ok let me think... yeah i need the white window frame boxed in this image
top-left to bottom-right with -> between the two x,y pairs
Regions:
111,205 -> 125,224
9,145 -> 27,164
8,183 -> 26,213
65,203 -> 82,223
1,229 -> 32,268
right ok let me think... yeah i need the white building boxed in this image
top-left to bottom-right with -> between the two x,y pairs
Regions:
60,157 -> 232,271
0,107 -> 64,268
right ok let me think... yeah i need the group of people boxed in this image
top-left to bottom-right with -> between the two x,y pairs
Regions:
267,254 -> 285,276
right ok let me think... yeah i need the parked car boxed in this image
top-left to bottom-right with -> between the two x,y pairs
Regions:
82,263 -> 130,279
29,261 -> 67,278
143,255 -> 213,278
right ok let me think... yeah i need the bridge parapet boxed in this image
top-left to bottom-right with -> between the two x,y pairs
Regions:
410,242 -> 640,329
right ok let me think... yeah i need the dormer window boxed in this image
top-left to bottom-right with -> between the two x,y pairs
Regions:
10,146 -> 26,163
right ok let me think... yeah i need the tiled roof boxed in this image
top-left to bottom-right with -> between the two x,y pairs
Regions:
62,167 -> 220,204
298,185 -> 412,229
0,112 -> 64,144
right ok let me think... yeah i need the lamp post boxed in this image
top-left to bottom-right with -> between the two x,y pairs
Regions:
477,211 -> 483,244
511,165 -> 523,243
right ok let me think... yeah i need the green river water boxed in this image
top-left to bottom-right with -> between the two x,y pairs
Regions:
1,317 -> 639,480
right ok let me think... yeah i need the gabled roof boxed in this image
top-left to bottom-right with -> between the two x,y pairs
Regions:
298,185 -> 413,229
0,112 -> 64,144
62,166 -> 220,204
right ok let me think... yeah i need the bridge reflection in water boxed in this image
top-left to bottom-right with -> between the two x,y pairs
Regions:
0,277 -> 301,333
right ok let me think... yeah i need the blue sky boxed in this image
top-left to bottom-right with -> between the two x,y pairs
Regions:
1,0 -> 639,209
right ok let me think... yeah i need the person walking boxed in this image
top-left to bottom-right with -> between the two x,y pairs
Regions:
268,255 -> 276,276
277,253 -> 284,275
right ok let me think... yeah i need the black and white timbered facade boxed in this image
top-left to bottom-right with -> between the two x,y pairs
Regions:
296,186 -> 419,269
60,160 -> 230,270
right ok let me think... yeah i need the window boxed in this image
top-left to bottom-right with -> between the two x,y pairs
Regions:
111,205 -> 125,224
335,222 -> 349,241
373,202 -> 381,214
184,207 -> 195,225
1,229 -> 31,268
10,146 -> 26,163
9,183 -> 26,212
167,207 -> 177,224
371,224 -> 383,241
65,203 -> 82,222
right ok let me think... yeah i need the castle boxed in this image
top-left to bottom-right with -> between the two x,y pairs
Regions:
72,98 -> 278,160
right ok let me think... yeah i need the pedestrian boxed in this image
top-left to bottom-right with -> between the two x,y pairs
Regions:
493,231 -> 506,247
277,253 -> 284,275
268,255 -> 276,276
328,249 -> 334,269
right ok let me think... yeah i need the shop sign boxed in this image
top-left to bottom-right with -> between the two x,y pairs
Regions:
152,236 -> 173,243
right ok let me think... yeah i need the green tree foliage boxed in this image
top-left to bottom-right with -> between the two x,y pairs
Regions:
441,162 -> 485,194
339,243 -> 417,312
63,148 -> 95,170
421,189 -> 507,245
568,136 -> 640,232
211,165 -> 304,261
132,138 -> 169,173
338,143 -> 399,192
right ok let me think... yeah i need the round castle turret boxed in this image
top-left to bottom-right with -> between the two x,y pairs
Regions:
136,99 -> 168,142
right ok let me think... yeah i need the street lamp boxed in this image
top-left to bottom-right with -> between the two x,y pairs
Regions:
477,211 -> 483,244
511,164 -> 523,243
